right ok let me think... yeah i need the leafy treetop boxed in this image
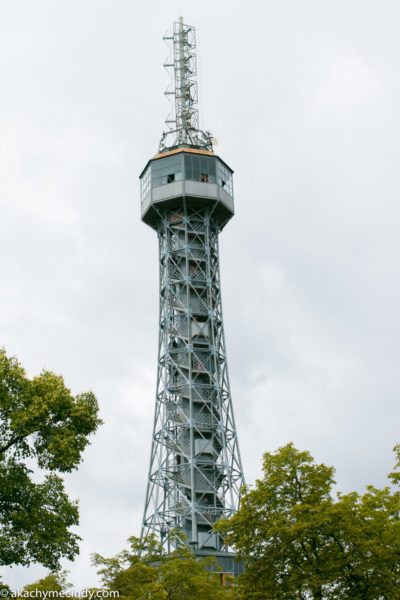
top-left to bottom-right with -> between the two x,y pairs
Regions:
0,349 -> 102,570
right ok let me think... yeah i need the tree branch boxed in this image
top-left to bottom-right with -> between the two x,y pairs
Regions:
0,434 -> 29,454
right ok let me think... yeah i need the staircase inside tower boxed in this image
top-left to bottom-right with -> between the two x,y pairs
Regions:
164,210 -> 226,551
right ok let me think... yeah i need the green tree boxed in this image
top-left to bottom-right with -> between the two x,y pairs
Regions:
93,537 -> 160,598
217,442 -> 400,600
0,349 -> 102,570
331,486 -> 400,598
22,571 -> 71,594
0,580 -> 11,597
93,534 -> 233,599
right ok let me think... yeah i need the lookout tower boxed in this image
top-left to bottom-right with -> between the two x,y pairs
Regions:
140,17 -> 245,574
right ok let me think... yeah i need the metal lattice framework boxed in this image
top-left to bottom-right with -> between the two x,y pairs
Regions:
141,204 -> 244,553
160,17 -> 213,152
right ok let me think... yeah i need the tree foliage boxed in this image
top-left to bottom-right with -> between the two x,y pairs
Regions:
217,443 -> 400,600
0,349 -> 102,570
8,443 -> 400,599
92,534 -> 233,599
22,571 -> 71,594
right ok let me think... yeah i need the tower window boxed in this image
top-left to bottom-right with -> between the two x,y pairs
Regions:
216,161 -> 233,197
140,166 -> 151,202
151,155 -> 183,187
184,155 -> 216,183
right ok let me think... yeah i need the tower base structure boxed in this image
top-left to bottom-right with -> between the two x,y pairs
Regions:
195,549 -> 243,577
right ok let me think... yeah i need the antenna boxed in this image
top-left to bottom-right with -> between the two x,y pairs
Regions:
160,17 -> 213,153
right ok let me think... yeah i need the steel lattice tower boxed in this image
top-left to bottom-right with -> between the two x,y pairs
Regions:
140,17 -> 244,573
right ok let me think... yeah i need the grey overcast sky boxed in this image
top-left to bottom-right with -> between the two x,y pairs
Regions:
1,0 -> 399,590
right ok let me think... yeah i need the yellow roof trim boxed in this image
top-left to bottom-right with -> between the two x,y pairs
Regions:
153,147 -> 215,160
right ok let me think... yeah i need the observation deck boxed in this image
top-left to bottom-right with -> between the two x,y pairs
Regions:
140,147 -> 234,230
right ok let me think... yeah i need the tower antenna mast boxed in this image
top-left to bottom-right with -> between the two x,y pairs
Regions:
160,17 -> 213,152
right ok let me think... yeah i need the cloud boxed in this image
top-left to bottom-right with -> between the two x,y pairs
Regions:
1,0 -> 399,591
